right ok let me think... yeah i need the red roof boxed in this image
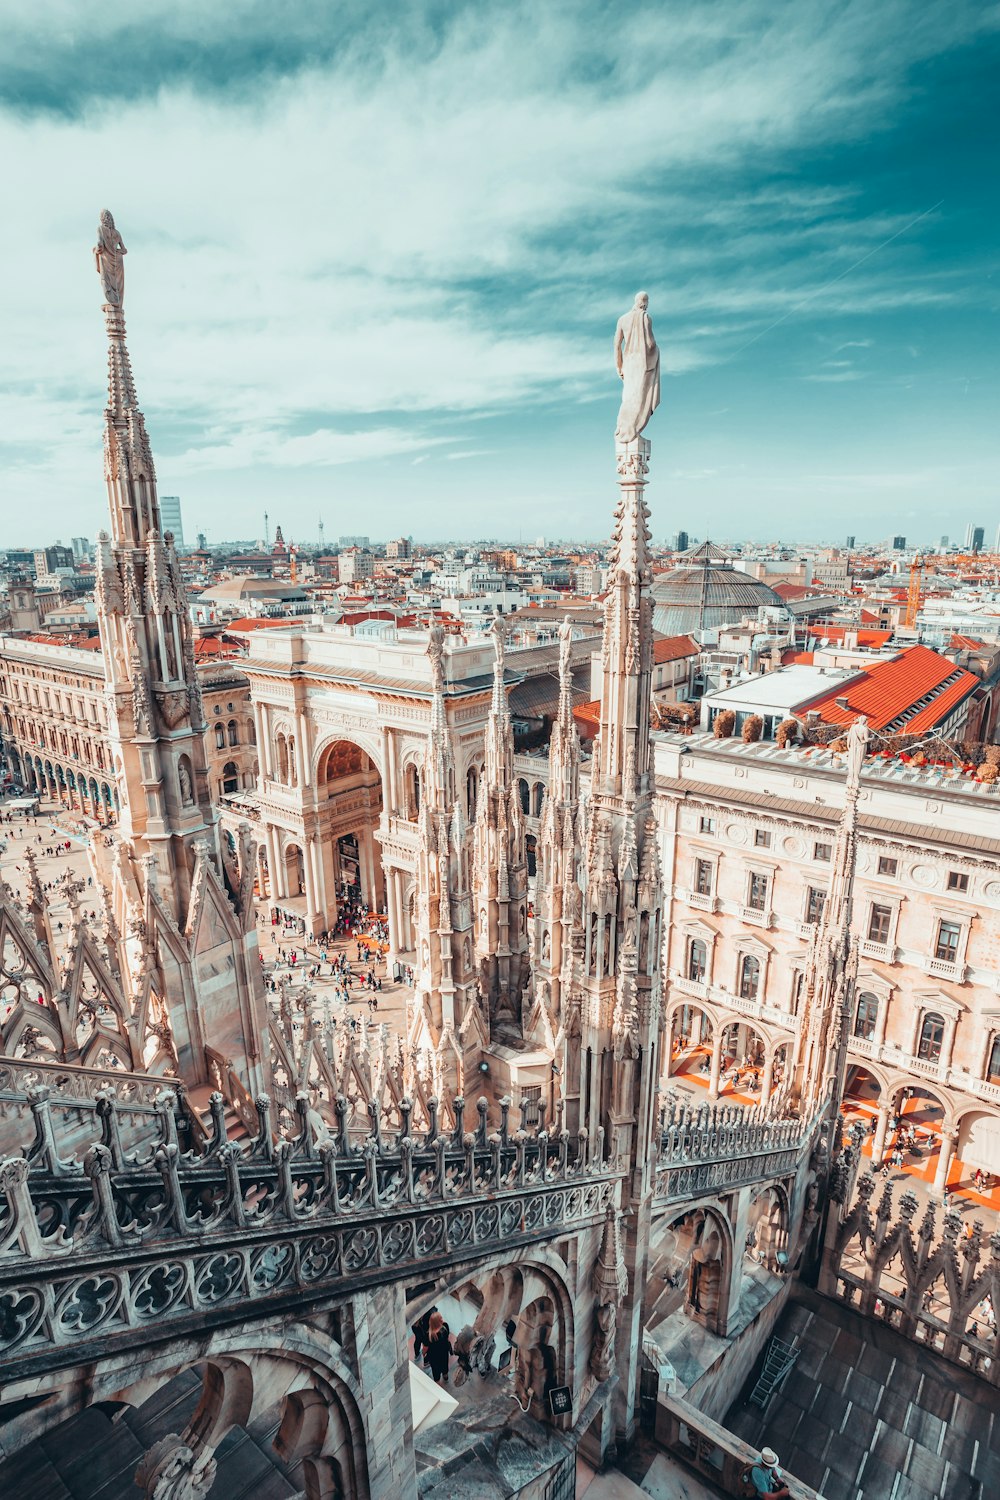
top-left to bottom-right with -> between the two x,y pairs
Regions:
652,633 -> 698,665
802,645 -> 979,733
809,625 -> 893,648
25,632 -> 101,650
950,633 -> 989,651
773,583 -> 824,601
194,636 -> 239,659
223,617 -> 300,632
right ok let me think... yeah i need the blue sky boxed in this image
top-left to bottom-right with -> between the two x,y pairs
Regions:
1,1 -> 997,546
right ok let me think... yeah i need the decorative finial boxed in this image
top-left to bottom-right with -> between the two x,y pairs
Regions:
94,209 -> 127,308
613,290 -> 660,444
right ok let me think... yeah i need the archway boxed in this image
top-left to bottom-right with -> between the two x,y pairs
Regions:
316,739 -> 385,923
283,842 -> 306,898
664,1002 -> 714,1091
647,1205 -> 734,1338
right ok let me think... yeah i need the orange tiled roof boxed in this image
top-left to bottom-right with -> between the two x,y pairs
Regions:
652,633 -> 699,664
950,633 -> 990,651
802,644 -> 978,733
223,617 -> 300,632
810,625 -> 893,648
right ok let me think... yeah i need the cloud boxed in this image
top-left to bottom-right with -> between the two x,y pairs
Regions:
1,0 -> 997,537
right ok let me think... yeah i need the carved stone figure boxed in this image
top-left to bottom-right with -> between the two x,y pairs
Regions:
134,1435 -> 217,1500
589,1299 -> 616,1381
613,292 -> 660,443
94,210 -> 127,308
178,759 -> 194,806
426,620 -> 446,695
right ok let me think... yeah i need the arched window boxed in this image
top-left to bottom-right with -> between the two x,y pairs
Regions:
532,782 -> 544,817
854,992 -> 879,1040
227,719 -> 239,746
918,1012 -> 945,1063
247,718 -> 256,745
406,763 -> 421,820
738,954 -> 760,1001
215,724 -> 226,749
466,765 -> 478,818
518,778 -> 530,816
988,1035 -> 1000,1085
275,733 -> 287,782
525,834 -> 537,879
222,761 -> 239,794
688,938 -> 707,983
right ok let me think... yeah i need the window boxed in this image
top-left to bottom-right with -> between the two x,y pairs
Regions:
814,842 -> 831,862
854,992 -> 879,1040
214,724 -> 225,750
934,920 -> 960,962
917,1012 -> 945,1063
867,904 -> 892,944
213,705 -> 221,715
699,815 -> 715,835
222,761 -> 239,794
877,856 -> 898,877
754,829 -> 771,849
739,954 -> 760,1000
227,720 -> 239,746
687,938 -> 707,983
694,859 -> 713,896
747,873 -> 768,911
947,870 -> 969,893
988,1036 -> 1000,1086
806,888 -> 825,923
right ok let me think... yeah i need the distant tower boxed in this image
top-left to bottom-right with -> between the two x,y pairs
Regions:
264,510 -> 269,549
318,517 -> 325,551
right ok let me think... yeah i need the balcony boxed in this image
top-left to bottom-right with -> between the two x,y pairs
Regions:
739,903 -> 773,929
671,973 -> 710,1001
945,1070 -> 1000,1106
686,890 -> 719,914
860,938 -> 897,964
924,955 -> 967,984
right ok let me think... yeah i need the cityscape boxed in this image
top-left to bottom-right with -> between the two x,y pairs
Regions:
2,7 -> 999,1500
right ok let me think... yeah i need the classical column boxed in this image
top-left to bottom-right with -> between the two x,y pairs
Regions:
760,1051 -> 774,1108
933,1127 -> 958,1195
267,824 -> 284,900
255,701 -> 272,781
305,836 -> 321,933
872,1104 -> 890,1163
708,1030 -> 723,1100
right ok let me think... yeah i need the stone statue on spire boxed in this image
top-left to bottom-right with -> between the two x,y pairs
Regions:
614,291 -> 660,444
94,210 -> 127,308
558,615 -> 573,688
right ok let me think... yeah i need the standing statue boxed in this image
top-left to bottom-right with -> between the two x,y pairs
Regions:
426,620 -> 446,695
94,210 -> 127,307
558,615 -> 573,686
613,291 -> 660,443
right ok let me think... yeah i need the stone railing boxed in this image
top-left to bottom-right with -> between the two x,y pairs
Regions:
0,1054 -> 174,1108
654,1101 -> 810,1205
0,1087 -> 619,1378
205,1047 -> 259,1136
668,973 -> 795,1032
654,1391 -> 823,1498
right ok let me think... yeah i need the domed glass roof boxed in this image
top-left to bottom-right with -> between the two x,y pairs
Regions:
651,552 -> 791,635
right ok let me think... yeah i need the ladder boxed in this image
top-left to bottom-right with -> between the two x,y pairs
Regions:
747,1336 -> 799,1409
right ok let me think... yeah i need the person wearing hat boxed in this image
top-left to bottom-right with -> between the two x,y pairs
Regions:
750,1448 -> 790,1498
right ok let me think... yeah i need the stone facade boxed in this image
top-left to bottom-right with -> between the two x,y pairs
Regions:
0,640 -> 258,825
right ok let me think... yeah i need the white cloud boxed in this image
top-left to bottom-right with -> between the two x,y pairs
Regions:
0,0 -> 995,535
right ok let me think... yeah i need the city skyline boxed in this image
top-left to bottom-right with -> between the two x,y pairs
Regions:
1,2 -> 998,544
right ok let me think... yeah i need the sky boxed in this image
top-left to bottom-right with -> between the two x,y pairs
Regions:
1,1 -> 998,547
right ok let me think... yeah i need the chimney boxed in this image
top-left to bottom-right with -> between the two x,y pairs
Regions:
835,695 -> 849,710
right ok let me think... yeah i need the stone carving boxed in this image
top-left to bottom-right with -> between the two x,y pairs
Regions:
426,620 -> 446,695
135,1435 -> 217,1500
613,292 -> 660,444
590,1299 -> 616,1382
94,210 -> 127,308
156,688 -> 189,730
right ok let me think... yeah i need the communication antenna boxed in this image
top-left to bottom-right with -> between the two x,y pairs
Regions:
264,510 -> 270,549
319,517 -> 325,551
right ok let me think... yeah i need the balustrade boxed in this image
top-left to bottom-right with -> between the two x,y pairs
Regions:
0,1084 -> 619,1372
654,1099 -> 811,1203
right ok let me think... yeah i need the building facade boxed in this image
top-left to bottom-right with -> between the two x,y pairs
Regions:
655,733 -> 1000,1180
